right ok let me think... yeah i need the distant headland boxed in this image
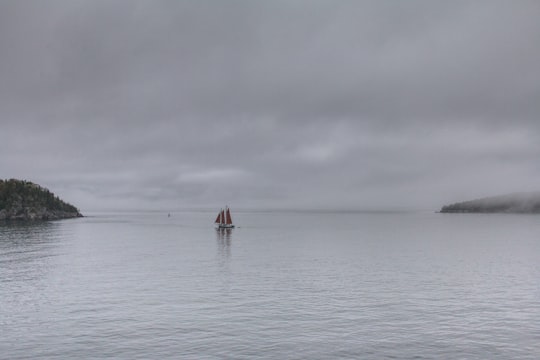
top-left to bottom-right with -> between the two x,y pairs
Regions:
0,179 -> 82,220
440,192 -> 540,214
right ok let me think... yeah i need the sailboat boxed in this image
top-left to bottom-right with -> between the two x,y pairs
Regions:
214,206 -> 235,229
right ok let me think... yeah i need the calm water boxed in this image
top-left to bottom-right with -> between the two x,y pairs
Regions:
1,211 -> 539,359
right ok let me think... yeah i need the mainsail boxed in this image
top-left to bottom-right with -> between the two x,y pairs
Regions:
225,208 -> 233,225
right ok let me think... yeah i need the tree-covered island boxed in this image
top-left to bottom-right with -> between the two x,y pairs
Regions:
440,192 -> 540,213
0,179 -> 82,220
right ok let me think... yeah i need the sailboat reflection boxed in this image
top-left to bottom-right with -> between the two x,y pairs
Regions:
216,228 -> 232,259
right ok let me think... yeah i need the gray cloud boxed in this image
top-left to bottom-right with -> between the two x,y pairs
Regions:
1,0 -> 539,211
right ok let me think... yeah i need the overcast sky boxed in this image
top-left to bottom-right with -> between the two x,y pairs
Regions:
1,0 -> 539,211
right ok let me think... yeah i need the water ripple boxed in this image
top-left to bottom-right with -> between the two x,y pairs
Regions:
1,213 -> 540,359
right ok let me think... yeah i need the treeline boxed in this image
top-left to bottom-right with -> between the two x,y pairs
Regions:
441,192 -> 540,213
0,179 -> 79,214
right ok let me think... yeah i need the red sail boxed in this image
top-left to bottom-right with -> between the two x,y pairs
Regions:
214,211 -> 221,224
221,210 -> 225,224
225,208 -> 233,225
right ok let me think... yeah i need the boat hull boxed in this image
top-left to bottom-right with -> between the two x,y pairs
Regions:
217,224 -> 235,229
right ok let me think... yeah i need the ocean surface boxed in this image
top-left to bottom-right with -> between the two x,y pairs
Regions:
1,210 -> 539,359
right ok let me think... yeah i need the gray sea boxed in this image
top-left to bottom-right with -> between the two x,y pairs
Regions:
1,210 -> 539,359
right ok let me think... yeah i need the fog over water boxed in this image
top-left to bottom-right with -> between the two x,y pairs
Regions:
1,1 -> 539,211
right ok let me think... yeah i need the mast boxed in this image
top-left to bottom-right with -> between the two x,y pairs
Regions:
225,207 -> 233,225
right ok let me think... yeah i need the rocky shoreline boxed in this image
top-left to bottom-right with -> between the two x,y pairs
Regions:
0,208 -> 82,221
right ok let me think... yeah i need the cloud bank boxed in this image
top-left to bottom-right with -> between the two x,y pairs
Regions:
1,1 -> 539,210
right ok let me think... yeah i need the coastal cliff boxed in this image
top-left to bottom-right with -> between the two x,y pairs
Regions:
440,192 -> 540,213
0,179 -> 82,220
